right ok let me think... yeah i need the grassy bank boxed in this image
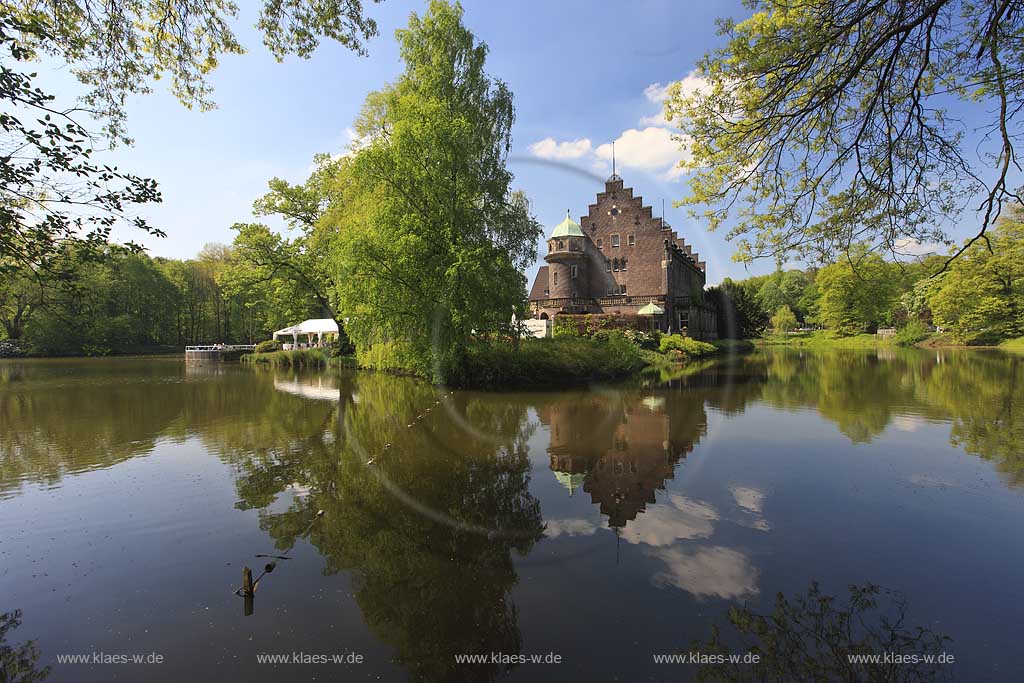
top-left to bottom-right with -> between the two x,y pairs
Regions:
755,331 -> 894,348
242,348 -> 356,368
999,336 -> 1024,353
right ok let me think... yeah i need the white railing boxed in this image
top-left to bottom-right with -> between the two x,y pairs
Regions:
185,344 -> 257,352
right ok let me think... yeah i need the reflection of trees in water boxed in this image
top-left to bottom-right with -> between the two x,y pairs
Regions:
0,362 -> 337,497
705,349 -> 1024,487
0,610 -> 50,683
693,582 -> 951,682
228,372 -> 544,683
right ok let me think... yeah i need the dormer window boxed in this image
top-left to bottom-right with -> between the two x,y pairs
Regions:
543,288 -> 549,296
611,234 -> 620,248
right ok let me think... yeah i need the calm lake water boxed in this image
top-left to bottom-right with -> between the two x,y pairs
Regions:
1,349 -> 1023,681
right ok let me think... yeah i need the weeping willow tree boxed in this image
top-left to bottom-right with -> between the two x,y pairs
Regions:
325,1 -> 541,382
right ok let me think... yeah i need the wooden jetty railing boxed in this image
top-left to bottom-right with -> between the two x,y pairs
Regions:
184,344 -> 256,362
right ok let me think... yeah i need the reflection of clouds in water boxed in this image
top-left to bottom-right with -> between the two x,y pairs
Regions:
892,415 -> 925,432
731,485 -> 771,531
730,486 -> 764,513
649,546 -> 759,600
544,518 -> 599,538
621,495 -> 718,546
908,473 -> 958,489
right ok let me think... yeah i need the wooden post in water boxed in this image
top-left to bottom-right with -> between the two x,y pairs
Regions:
242,566 -> 254,616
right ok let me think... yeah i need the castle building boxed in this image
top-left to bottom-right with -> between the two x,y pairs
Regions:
528,174 -> 716,339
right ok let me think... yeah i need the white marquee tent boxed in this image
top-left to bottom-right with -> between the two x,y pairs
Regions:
273,318 -> 339,349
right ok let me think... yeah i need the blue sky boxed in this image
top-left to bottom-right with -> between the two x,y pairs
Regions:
59,0 -> 984,286
63,0 -> 758,286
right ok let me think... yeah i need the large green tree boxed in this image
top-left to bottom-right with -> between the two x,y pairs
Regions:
814,248 -> 899,335
929,214 -> 1024,343
327,1 -> 541,381
667,0 -> 1024,265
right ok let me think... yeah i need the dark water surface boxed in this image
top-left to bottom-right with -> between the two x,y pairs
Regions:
1,349 -> 1022,681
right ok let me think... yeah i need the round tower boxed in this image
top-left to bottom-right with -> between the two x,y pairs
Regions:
544,210 -> 586,299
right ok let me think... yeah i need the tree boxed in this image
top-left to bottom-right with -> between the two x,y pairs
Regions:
771,305 -> 798,334
7,0 -> 381,143
667,0 -> 1024,266
0,264 -> 41,340
707,278 -> 769,339
0,15 -> 161,273
929,214 -> 1024,343
815,249 -> 898,335
327,0 -> 541,380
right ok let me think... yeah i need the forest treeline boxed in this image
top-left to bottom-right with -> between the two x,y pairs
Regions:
0,241 -> 326,356
708,214 -> 1024,345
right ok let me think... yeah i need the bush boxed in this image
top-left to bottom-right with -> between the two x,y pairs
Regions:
0,339 -> 26,358
895,319 -> 930,347
658,334 -> 717,357
254,339 -> 282,354
242,348 -> 328,367
457,335 -> 644,389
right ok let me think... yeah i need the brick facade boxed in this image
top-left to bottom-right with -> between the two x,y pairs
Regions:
529,175 -> 717,340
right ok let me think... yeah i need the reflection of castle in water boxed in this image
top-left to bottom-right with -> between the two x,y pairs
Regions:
538,392 -> 708,528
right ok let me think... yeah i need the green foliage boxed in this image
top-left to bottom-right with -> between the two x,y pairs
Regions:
456,334 -> 644,389
242,348 -> 328,368
659,334 -> 717,357
815,249 -> 899,335
770,304 -> 798,334
7,0 -> 378,144
929,215 -> 1024,344
328,1 -> 541,382
254,340 -> 282,354
896,320 -> 931,347
706,279 -> 769,339
0,15 -> 161,273
667,0 -> 1017,265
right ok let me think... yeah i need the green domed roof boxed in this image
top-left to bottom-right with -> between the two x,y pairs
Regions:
550,210 -> 585,238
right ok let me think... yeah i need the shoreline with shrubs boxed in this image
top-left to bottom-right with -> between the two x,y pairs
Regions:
239,319 -> 739,390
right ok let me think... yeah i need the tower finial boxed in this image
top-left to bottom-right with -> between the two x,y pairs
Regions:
612,141 -> 616,177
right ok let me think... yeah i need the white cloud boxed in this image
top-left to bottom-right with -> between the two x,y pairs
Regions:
621,495 -> 718,546
544,518 -> 599,538
528,137 -> 593,160
641,71 -> 709,126
595,127 -> 690,181
893,238 -> 941,258
649,546 -> 760,600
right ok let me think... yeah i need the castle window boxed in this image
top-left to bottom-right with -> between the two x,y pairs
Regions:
543,288 -> 549,296
570,264 -> 578,279
557,240 -> 564,250
606,260 -> 612,272
553,271 -> 558,285
620,284 -> 627,295
612,259 -> 619,272
628,234 -> 635,246
596,238 -> 603,248
611,234 -> 620,248
621,259 -> 627,271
